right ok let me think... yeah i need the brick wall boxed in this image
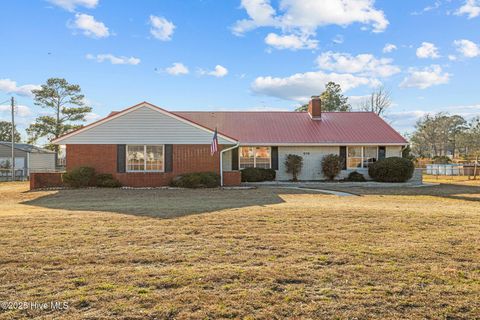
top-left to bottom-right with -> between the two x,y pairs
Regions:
223,171 -> 241,186
65,144 -> 227,187
67,144 -> 117,173
30,172 -> 64,189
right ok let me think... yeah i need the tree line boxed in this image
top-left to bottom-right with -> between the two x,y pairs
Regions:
410,114 -> 480,158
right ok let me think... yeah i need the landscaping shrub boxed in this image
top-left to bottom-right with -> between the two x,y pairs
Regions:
170,172 -> 220,188
285,154 -> 303,181
241,168 -> 276,182
96,173 -> 122,188
347,171 -> 366,182
321,154 -> 342,180
62,167 -> 96,188
368,157 -> 415,182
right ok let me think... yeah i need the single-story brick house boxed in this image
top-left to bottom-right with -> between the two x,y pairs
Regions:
52,97 -> 407,187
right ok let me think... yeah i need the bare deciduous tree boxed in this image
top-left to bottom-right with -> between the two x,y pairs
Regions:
359,86 -> 392,117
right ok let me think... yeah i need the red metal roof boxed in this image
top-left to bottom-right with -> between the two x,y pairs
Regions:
172,111 -> 407,145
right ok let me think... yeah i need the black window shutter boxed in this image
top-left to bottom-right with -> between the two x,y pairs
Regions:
378,146 -> 386,160
339,146 -> 347,170
231,147 -> 239,170
271,146 -> 279,170
165,144 -> 173,172
117,145 -> 126,173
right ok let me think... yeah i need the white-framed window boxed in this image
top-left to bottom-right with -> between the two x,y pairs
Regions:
127,145 -> 164,172
239,146 -> 271,169
347,146 -> 378,169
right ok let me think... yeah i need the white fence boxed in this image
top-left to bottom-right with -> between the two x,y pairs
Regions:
425,164 -> 479,178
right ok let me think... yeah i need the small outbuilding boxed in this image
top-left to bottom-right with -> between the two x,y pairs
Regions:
0,142 -> 56,180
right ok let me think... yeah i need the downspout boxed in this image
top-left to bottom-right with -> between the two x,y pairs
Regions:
220,142 -> 240,187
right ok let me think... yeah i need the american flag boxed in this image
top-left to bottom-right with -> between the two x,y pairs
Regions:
210,127 -> 218,155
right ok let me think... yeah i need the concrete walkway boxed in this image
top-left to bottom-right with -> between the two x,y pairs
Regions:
243,180 -> 426,188
280,187 -> 357,196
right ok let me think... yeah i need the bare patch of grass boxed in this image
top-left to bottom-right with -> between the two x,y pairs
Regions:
0,182 -> 479,319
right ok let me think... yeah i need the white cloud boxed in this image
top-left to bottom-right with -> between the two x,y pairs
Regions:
149,15 -> 175,41
348,95 -> 371,106
84,112 -> 101,123
316,51 -> 400,77
47,0 -> 98,11
384,110 -> 428,132
199,65 -> 229,78
232,0 -> 277,35
0,104 -> 32,117
233,0 -> 389,38
411,1 -> 442,16
71,13 -> 110,38
454,39 -> 480,58
383,43 -> 397,53
448,54 -> 457,61
86,53 -> 140,65
0,79 -> 40,98
455,0 -> 480,19
264,33 -> 318,50
400,65 -> 450,89
251,70 -> 379,103
165,62 -> 189,75
416,42 -> 440,59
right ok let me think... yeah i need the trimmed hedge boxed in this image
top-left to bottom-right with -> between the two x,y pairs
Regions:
368,157 -> 415,182
171,172 -> 220,188
347,171 -> 366,182
62,167 -> 96,188
241,168 -> 276,182
96,173 -> 122,188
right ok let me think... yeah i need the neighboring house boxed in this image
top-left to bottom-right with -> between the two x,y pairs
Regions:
52,97 -> 407,186
0,142 -> 56,178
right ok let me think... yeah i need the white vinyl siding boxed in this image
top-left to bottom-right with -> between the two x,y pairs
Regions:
28,153 -> 56,172
56,105 -> 235,145
386,146 -> 402,158
276,145 -> 402,181
277,146 -> 340,181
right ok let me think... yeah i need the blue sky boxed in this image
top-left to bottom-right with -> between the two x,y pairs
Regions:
1,0 -> 480,140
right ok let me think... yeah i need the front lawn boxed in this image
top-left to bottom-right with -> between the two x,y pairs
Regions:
0,182 -> 479,319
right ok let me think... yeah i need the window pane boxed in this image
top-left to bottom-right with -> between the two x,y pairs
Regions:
146,145 -> 163,171
347,146 -> 362,168
127,145 -> 145,171
255,147 -> 271,169
363,147 -> 377,167
239,147 -> 254,169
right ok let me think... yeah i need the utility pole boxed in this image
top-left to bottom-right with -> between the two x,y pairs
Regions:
11,97 -> 15,182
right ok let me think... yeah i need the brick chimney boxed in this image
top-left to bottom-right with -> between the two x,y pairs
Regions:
308,96 -> 321,120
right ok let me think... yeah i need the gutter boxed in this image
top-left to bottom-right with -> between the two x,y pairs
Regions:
220,143 -> 239,187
